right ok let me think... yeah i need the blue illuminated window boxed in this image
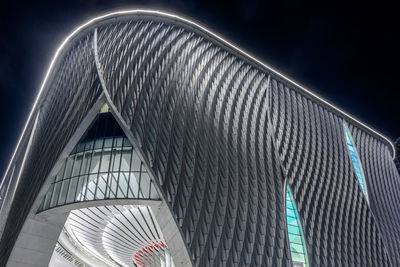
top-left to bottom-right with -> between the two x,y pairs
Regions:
286,185 -> 309,267
343,122 -> 368,201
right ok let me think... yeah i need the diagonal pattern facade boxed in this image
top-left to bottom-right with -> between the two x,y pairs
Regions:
0,11 -> 398,267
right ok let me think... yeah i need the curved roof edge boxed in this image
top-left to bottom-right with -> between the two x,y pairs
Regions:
3,9 -> 395,181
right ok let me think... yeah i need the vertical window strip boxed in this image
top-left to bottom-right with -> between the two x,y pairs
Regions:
343,122 -> 368,201
286,185 -> 309,267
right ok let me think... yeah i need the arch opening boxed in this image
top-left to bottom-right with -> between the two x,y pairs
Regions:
38,108 -> 161,213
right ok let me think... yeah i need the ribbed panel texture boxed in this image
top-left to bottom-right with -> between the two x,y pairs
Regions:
1,13 -> 398,267
0,33 -> 102,263
269,79 -> 391,266
97,20 -> 291,267
350,124 -> 400,266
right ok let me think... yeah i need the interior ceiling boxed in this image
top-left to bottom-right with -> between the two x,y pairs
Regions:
64,205 -> 168,267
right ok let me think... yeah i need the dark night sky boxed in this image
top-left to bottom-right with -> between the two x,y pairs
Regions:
1,0 -> 399,176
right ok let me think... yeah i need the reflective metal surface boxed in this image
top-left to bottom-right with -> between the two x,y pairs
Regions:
1,10 -> 399,267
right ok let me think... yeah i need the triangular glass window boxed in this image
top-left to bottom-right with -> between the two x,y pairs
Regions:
38,105 -> 159,212
99,103 -> 110,113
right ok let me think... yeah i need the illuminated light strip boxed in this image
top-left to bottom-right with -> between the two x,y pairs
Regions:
2,9 -> 395,184
133,239 -> 167,267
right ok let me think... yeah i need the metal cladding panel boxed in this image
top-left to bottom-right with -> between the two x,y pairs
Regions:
0,32 -> 102,263
1,12 -> 399,267
394,158 -> 400,174
349,124 -> 400,266
96,20 -> 291,266
269,79 -> 391,266
0,113 -> 37,231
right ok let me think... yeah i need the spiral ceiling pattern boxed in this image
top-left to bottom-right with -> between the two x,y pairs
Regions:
66,205 -> 169,267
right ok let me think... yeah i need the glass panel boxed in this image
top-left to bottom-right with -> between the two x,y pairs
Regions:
100,149 -> 111,173
99,103 -> 109,113
123,137 -> 132,147
128,173 -> 140,198
343,122 -> 368,202
76,142 -> 85,153
150,181 -> 159,199
121,149 -> 132,172
94,139 -> 103,149
70,145 -> 77,154
76,175 -> 87,201
66,177 -> 78,204
288,224 -> 301,235
104,137 -> 113,148
80,152 -> 90,175
140,173 -> 151,198
43,184 -> 54,210
108,173 -> 118,198
85,140 -> 94,151
50,182 -> 62,207
55,162 -> 66,182
38,136 -> 160,212
117,172 -> 129,198
63,157 -> 74,179
96,173 -> 107,199
58,180 -> 69,206
72,154 -> 83,177
131,151 -> 142,171
112,148 -> 122,172
85,174 -> 97,201
115,137 -> 123,147
90,151 -> 101,174
286,185 -> 309,267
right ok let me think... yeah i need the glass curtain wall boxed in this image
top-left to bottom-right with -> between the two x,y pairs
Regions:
38,136 -> 159,212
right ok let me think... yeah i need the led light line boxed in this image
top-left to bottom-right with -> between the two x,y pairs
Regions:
3,9 -> 395,185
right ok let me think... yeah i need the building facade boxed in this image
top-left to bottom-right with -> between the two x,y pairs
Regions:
0,10 -> 399,267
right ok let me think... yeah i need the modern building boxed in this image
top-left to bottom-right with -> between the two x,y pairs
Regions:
0,10 -> 399,267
